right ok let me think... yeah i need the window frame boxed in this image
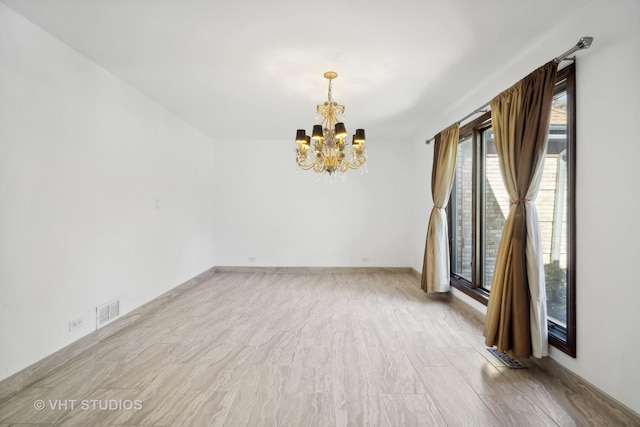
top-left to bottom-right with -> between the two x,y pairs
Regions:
447,63 -> 577,357
448,111 -> 492,304
548,64 -> 576,357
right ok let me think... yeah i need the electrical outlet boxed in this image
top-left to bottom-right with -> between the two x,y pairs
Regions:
248,256 -> 256,263
361,257 -> 370,263
68,317 -> 84,332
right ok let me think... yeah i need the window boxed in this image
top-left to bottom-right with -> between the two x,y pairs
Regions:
448,64 -> 576,357
452,134 -> 473,283
545,65 -> 576,356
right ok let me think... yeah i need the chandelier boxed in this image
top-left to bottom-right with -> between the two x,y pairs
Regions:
295,71 -> 367,178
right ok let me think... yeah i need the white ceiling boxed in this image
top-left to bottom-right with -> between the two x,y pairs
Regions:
1,0 -> 584,142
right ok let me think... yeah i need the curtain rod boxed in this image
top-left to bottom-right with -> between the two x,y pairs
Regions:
425,36 -> 593,144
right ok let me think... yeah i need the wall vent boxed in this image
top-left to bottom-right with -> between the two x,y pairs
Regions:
487,347 -> 527,369
96,299 -> 120,328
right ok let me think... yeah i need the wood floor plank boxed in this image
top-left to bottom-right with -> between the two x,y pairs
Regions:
176,390 -> 237,427
501,367 -> 584,426
480,393 -> 559,426
400,330 -> 451,368
416,366 -> 502,426
1,271 -> 638,426
366,348 -> 426,394
443,346 -> 520,396
286,365 -> 333,394
0,387 -> 53,425
53,388 -> 147,427
333,391 -> 391,427
331,361 -> 380,398
191,345 -> 258,392
279,392 -> 335,427
223,365 -> 289,427
0,424 -> 54,427
292,346 -> 331,368
327,329 -> 370,368
99,343 -> 177,389
382,393 -> 447,426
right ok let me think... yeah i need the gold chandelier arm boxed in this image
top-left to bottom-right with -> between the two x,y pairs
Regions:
295,148 -> 320,170
346,159 -> 366,169
342,149 -> 367,170
317,103 -> 345,132
312,157 -> 325,173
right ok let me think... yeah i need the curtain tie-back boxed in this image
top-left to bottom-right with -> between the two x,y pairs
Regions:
513,199 -> 529,204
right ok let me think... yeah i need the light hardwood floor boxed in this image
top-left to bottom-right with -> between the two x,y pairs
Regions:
0,270 -> 638,426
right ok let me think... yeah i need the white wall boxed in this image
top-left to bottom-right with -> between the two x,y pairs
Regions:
552,0 -> 640,413
0,4 -> 216,381
212,138 -> 414,267
408,136 -> 433,273
412,0 -> 640,414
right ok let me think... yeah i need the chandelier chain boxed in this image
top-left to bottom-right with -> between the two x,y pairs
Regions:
327,79 -> 334,104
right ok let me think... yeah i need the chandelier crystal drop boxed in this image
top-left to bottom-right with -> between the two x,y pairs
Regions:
294,71 -> 367,177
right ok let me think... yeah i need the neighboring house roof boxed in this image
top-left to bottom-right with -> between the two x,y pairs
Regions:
550,106 -> 567,125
